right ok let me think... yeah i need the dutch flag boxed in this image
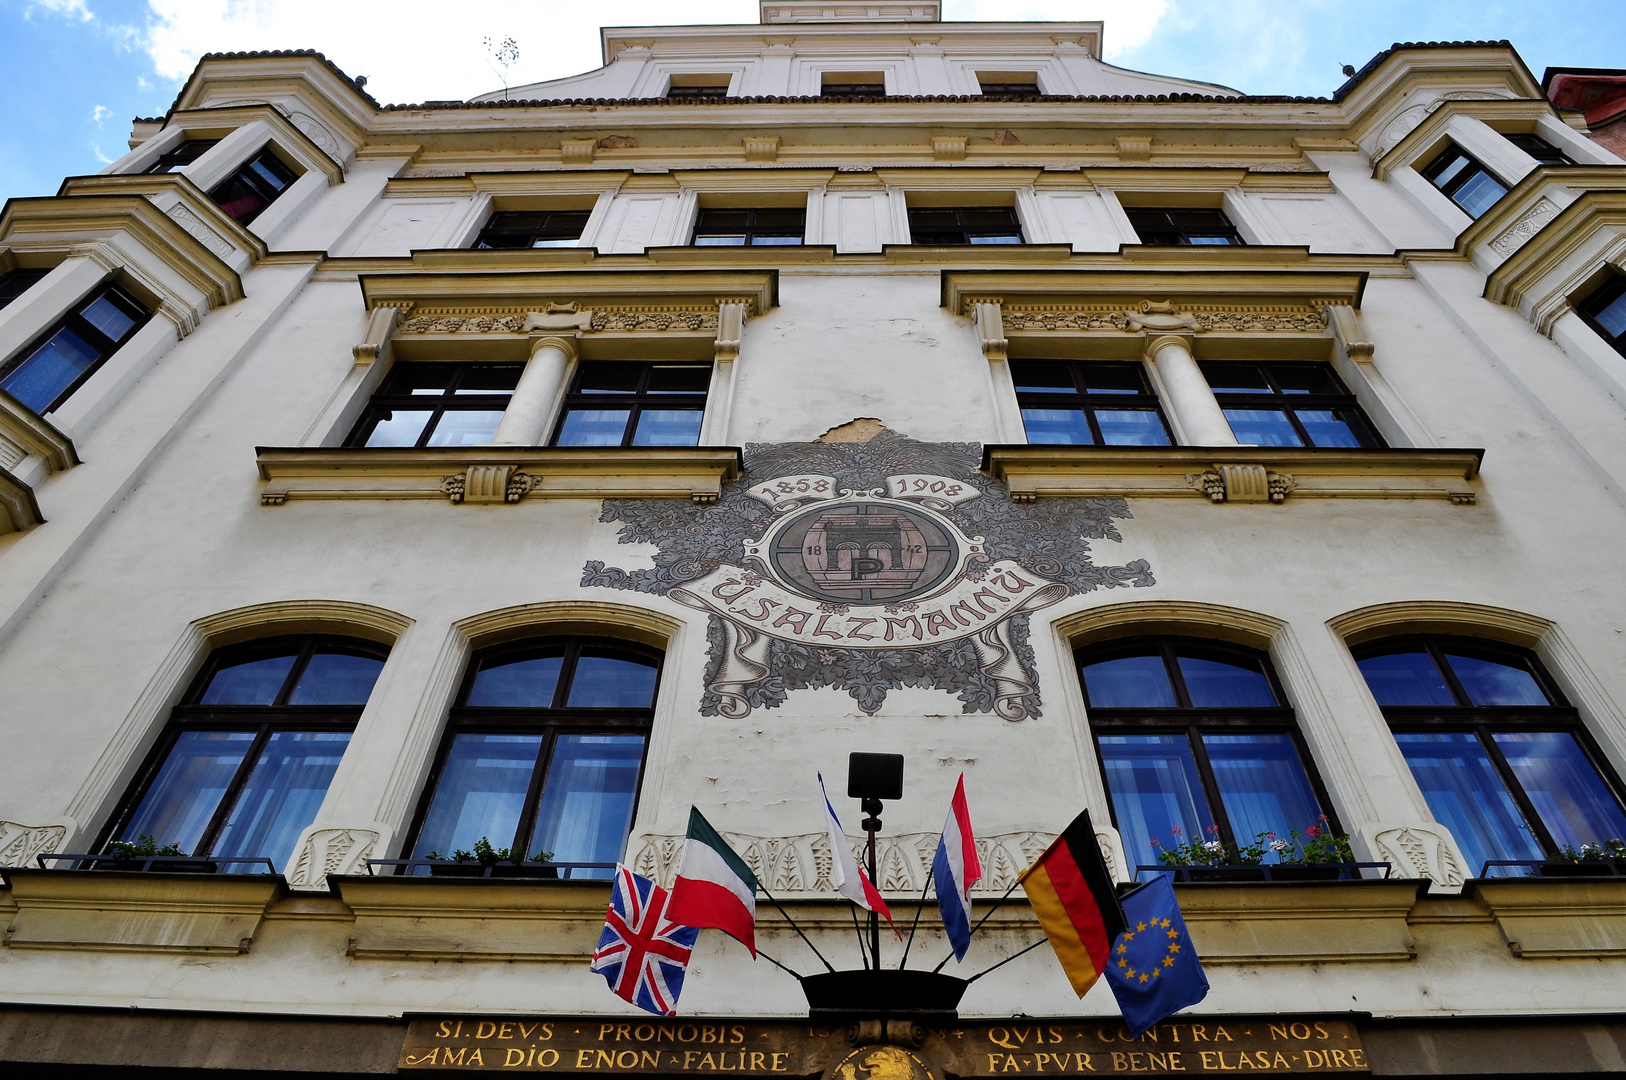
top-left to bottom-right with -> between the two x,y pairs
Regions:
932,773 -> 982,961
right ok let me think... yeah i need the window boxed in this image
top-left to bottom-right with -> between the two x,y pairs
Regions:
907,206 -> 1023,245
821,74 -> 885,99
666,83 -> 730,101
552,361 -> 710,448
207,147 -> 299,226
1011,360 -> 1171,446
976,75 -> 1041,98
1124,208 -> 1244,246
1420,145 -> 1508,219
692,208 -> 805,246
1577,274 -> 1626,359
1199,361 -> 1382,448
144,138 -> 221,174
345,362 -> 524,448
103,636 -> 386,873
0,267 -> 47,311
407,638 -> 660,878
1355,636 -> 1626,876
1079,637 -> 1337,871
473,210 -> 593,250
0,283 -> 149,414
1505,132 -> 1571,165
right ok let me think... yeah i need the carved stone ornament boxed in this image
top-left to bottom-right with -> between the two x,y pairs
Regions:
442,467 -> 538,504
1002,299 -> 1328,334
287,828 -> 381,890
828,1045 -> 937,1080
397,308 -> 723,335
1490,196 -> 1562,257
166,203 -> 236,261
583,430 -> 1154,720
0,820 -> 68,868
1363,823 -> 1466,887
1185,467 -> 1295,503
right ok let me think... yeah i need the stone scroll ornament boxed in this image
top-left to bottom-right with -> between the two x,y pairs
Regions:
582,431 -> 1154,720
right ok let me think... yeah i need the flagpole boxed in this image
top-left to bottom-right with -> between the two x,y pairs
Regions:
931,876 -> 1023,974
962,938 -> 1048,984
754,947 -> 804,980
896,873 -> 933,970
848,900 -> 872,969
757,884 -> 837,974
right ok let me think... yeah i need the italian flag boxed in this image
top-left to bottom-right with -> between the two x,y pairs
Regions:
665,807 -> 759,957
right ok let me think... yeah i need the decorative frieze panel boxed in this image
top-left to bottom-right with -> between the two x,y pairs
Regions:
1361,822 -> 1466,887
395,307 -> 721,335
630,829 -> 1058,897
286,827 -> 382,891
0,821 -> 68,868
1489,196 -> 1561,257
999,302 -> 1331,334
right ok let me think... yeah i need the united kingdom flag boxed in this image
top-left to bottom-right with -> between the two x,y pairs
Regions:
591,866 -> 701,1016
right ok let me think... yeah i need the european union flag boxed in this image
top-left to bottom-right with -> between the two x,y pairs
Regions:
1102,873 -> 1209,1038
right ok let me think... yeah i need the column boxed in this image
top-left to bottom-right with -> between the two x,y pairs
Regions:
492,335 -> 577,446
1146,333 -> 1237,446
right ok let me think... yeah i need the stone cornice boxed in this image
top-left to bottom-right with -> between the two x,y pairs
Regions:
1483,187 -> 1626,324
57,173 -> 270,263
0,192 -> 246,314
1458,166 -> 1626,258
941,266 -> 1368,320
1371,98 -> 1568,179
357,266 -> 777,318
255,446 -> 745,506
0,390 -> 77,476
0,465 -> 44,534
981,445 -> 1483,504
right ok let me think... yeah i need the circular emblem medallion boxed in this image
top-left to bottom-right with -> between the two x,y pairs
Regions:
826,1046 -> 938,1080
768,500 -> 960,604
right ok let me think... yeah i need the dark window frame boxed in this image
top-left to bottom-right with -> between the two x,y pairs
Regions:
665,83 -> 730,101
1355,634 -> 1626,861
1079,636 -> 1343,853
906,206 -> 1025,246
1010,359 -> 1174,446
344,361 -> 525,448
144,138 -> 221,174
96,634 -> 388,858
820,77 -> 887,99
402,637 -> 663,865
691,207 -> 807,246
976,80 -> 1042,98
1504,132 -> 1571,165
1419,144 -> 1509,218
1576,271 -> 1626,361
550,360 -> 711,448
473,210 -> 594,250
1200,361 -> 1385,449
0,267 -> 48,312
0,282 -> 151,415
1124,207 -> 1244,246
207,146 -> 300,226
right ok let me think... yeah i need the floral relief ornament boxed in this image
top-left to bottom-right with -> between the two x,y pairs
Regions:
582,431 -> 1154,720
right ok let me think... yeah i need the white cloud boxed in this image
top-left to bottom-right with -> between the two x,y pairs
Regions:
25,0 -> 94,21
90,141 -> 114,164
137,75 -> 154,90
136,0 -> 1169,105
90,104 -> 112,127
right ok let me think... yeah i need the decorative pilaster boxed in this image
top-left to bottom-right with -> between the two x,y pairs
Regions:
1143,331 -> 1238,446
972,300 -> 1025,444
699,301 -> 749,446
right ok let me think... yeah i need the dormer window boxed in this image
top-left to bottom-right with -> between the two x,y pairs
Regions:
976,73 -> 1041,98
1420,144 -> 1507,219
667,78 -> 731,100
474,210 -> 592,250
821,73 -> 885,99
208,147 -> 299,225
144,139 -> 221,174
1505,132 -> 1571,165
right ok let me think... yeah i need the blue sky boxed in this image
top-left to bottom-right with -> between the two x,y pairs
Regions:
3,0 -> 1624,206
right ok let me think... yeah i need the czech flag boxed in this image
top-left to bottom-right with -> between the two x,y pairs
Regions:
817,773 -> 900,936
932,773 -> 982,961
1020,809 -> 1127,997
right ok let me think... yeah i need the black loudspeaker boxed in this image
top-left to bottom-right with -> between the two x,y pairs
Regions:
847,752 -> 904,802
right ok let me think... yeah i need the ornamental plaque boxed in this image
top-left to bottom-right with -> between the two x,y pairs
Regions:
399,1016 -> 1369,1074
581,431 -> 1154,720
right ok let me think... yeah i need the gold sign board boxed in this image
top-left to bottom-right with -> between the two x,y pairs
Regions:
399,1017 -> 1368,1075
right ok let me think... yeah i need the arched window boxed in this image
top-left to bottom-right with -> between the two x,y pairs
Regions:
406,638 -> 661,879
103,635 -> 387,872
1354,635 -> 1626,876
1077,637 -> 1337,872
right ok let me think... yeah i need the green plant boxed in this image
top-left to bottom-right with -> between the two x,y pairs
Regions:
1269,817 -> 1356,866
426,840 -> 553,865
1555,838 -> 1626,862
1153,825 -> 1266,867
106,834 -> 185,859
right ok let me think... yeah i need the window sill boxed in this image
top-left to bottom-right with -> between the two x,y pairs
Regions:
982,445 -> 1484,505
0,388 -> 78,487
254,445 -> 745,506
0,867 -> 286,955
0,467 -> 44,534
1468,878 -> 1626,959
330,874 -> 611,961
1174,878 -> 1425,964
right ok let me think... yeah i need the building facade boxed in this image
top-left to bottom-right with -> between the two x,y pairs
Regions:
2,3 -> 1626,1074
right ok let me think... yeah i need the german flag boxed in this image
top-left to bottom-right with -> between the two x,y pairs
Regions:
1020,809 -> 1128,997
